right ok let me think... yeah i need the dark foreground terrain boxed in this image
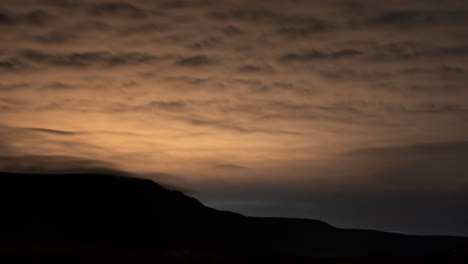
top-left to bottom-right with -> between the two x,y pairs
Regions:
0,172 -> 467,263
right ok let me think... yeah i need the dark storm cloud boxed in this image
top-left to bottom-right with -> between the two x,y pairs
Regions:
19,50 -> 162,68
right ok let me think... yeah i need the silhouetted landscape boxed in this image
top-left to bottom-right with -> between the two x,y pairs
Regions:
1,172 -> 467,263
2,0 -> 468,262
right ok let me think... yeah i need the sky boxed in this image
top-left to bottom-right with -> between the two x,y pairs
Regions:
1,0 -> 468,236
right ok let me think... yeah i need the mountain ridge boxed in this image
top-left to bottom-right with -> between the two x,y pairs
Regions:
0,172 -> 467,261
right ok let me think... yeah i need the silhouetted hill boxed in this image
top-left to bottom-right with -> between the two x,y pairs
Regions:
0,172 -> 467,263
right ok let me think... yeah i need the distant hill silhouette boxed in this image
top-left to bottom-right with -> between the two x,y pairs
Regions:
0,172 -> 467,263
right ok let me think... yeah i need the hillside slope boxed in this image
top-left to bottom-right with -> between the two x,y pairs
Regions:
0,172 -> 466,260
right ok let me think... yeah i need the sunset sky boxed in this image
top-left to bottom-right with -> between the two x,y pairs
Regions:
1,0 -> 468,236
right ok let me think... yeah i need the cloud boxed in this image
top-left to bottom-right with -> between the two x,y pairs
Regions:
0,82 -> 31,91
207,9 -> 281,23
33,30 -> 77,44
21,127 -> 77,135
400,103 -> 468,115
0,9 -> 56,26
341,141 -> 468,191
0,154 -> 123,175
208,7 -> 335,39
187,37 -> 222,50
183,117 -> 254,133
162,76 -> 211,85
108,100 -> 192,113
401,65 -> 465,75
117,23 -> 170,36
214,163 -> 249,170
368,43 -> 468,61
0,123 -> 186,191
0,153 -> 182,191
0,98 -> 28,112
0,59 -> 24,71
279,49 -> 362,62
276,17 -> 333,37
237,64 -> 273,73
147,101 -> 189,111
221,25 -> 242,36
175,55 -> 217,67
365,10 -> 468,28
160,0 -> 215,9
41,82 -> 75,90
279,43 -> 468,64
0,11 -> 14,25
18,50 -> 161,68
87,2 -> 146,18
181,115 -> 302,135
1,0 -> 468,237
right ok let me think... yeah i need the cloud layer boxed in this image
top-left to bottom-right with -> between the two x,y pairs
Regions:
1,0 -> 468,236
